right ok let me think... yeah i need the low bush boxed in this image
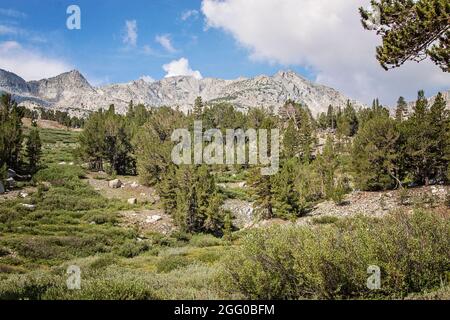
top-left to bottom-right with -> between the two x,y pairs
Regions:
116,240 -> 150,258
190,234 -> 224,248
311,215 -> 339,225
156,255 -> 192,273
218,210 -> 450,299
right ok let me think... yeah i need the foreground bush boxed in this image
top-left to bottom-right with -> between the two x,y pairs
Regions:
218,210 -> 450,299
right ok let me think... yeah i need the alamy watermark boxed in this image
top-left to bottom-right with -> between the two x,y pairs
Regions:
171,121 -> 280,175
66,265 -> 81,290
66,5 -> 81,30
367,265 -> 381,290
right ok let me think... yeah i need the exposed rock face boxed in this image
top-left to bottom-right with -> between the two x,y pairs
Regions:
0,68 -> 365,116
108,179 -> 122,189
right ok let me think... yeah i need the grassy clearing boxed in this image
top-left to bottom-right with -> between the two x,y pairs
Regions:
0,127 -> 448,300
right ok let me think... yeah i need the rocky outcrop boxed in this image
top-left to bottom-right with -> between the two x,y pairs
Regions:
0,68 -> 364,116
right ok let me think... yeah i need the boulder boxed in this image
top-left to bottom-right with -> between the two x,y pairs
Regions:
145,215 -> 162,224
0,181 -> 5,194
6,177 -> 15,188
128,198 -> 137,205
19,192 -> 28,198
21,204 -> 36,210
7,169 -> 16,179
130,182 -> 139,189
108,179 -> 122,189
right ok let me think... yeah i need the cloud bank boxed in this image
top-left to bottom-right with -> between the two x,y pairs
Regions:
202,0 -> 449,105
0,41 -> 71,81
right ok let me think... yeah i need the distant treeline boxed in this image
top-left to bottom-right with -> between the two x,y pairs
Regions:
23,107 -> 85,128
76,93 -> 449,236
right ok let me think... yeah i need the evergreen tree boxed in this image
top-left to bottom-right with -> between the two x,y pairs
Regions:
428,92 -> 449,181
248,167 -> 274,220
26,121 -> 42,174
360,0 -> 449,72
193,96 -> 204,120
404,90 -> 435,185
352,114 -> 401,190
0,94 -> 24,170
395,96 -> 408,122
282,120 -> 299,158
78,111 -> 107,171
272,158 -> 300,218
326,105 -> 336,130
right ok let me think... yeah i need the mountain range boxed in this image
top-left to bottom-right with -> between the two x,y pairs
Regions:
0,68 -> 364,116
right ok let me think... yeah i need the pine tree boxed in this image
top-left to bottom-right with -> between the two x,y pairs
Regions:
78,110 -> 107,171
282,120 -> 299,158
360,0 -> 449,72
272,158 -> 300,218
395,96 -> 408,122
428,92 -> 448,181
352,114 -> 401,190
404,90 -> 435,185
26,121 -> 42,174
248,168 -> 274,220
193,96 -> 203,120
326,105 -> 336,130
0,94 -> 24,170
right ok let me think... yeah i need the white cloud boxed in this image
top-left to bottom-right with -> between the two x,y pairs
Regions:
139,75 -> 155,83
0,41 -> 71,80
123,20 -> 138,47
202,0 -> 450,105
0,25 -> 20,35
181,9 -> 199,21
155,34 -> 176,53
0,8 -> 27,18
163,58 -> 202,79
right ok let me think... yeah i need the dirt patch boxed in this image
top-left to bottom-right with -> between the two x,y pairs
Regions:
119,209 -> 176,235
307,185 -> 449,219
86,173 -> 159,204
0,186 -> 37,202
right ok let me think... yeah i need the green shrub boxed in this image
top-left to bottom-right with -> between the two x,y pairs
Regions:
312,215 -> 339,225
0,247 -> 10,257
190,234 -> 224,248
116,240 -> 149,258
218,210 -> 450,299
34,165 -> 85,183
156,255 -> 192,273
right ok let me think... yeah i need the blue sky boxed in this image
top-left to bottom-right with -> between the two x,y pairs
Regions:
0,0 -> 312,85
0,0 -> 448,105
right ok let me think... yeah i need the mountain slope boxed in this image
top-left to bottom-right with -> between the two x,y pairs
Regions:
0,68 -> 365,115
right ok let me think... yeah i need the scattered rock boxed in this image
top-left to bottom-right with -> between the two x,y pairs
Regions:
130,182 -> 139,189
128,198 -> 137,205
222,199 -> 254,228
108,179 -> 122,189
6,177 -> 15,189
145,215 -> 162,224
21,204 -> 36,210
